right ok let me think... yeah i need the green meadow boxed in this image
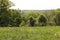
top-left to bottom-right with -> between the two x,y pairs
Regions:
0,26 -> 60,40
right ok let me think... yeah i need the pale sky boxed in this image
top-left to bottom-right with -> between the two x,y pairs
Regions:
10,0 -> 60,10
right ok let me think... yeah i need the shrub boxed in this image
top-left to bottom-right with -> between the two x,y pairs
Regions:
38,15 -> 47,26
29,17 -> 35,26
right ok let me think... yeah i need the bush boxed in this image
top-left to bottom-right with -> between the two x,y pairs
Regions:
38,15 -> 47,26
29,17 -> 35,26
53,13 -> 60,26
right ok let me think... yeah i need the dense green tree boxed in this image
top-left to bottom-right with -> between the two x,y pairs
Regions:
7,9 -> 21,27
0,0 -> 14,27
0,0 -> 21,27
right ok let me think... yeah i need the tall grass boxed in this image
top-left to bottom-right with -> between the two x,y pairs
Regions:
0,26 -> 60,40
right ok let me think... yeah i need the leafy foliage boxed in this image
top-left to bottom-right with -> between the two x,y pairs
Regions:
29,17 -> 35,26
0,0 -> 21,27
38,15 -> 47,26
53,9 -> 60,26
0,0 -> 60,27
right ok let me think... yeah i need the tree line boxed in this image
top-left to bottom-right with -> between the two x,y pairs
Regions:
0,0 -> 60,27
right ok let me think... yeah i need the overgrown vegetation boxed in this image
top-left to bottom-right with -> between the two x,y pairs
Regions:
0,0 -> 60,27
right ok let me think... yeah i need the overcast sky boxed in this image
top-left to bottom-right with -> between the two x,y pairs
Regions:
10,0 -> 60,10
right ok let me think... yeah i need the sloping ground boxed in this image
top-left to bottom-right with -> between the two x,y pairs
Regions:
0,26 -> 60,40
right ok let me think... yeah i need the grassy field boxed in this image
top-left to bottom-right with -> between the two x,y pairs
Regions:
0,26 -> 60,40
